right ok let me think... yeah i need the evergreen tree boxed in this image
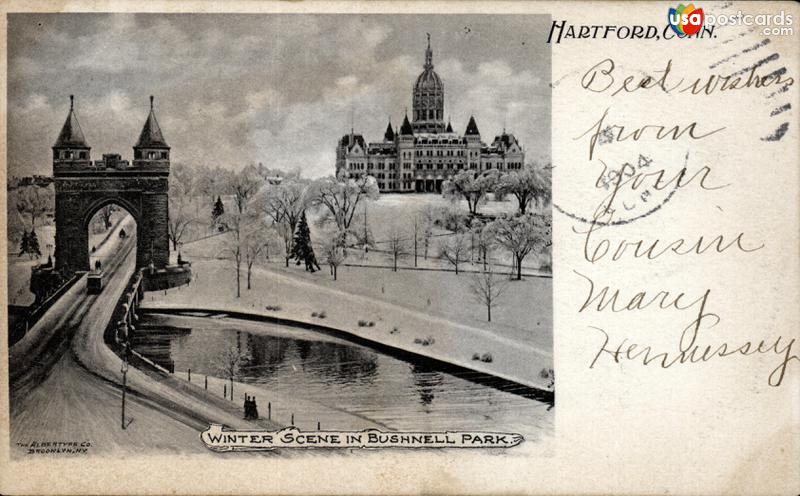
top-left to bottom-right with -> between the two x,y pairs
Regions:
212,196 -> 226,232
212,196 -> 225,221
28,229 -> 41,259
290,211 -> 320,272
18,231 -> 30,257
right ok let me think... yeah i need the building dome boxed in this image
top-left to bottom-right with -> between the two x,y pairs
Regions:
412,34 -> 445,134
414,67 -> 443,92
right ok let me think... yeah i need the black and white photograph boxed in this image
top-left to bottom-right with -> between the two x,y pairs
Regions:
6,13 -> 552,457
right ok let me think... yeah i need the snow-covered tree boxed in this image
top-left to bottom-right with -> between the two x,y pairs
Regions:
226,164 -> 264,214
442,170 -> 499,215
308,172 -> 379,234
489,212 -> 551,280
321,230 -> 347,281
495,161 -> 552,215
15,184 -> 53,231
255,180 -> 307,267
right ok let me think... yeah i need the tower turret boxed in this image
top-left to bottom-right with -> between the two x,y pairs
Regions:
133,96 -> 170,169
53,95 -> 91,172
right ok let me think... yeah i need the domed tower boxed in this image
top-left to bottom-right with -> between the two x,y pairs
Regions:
412,34 -> 445,134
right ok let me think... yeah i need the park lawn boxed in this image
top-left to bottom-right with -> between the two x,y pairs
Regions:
150,253 -> 552,388
264,259 -> 552,353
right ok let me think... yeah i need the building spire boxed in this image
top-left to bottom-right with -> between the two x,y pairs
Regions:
424,33 -> 433,69
54,94 -> 89,149
150,95 -> 154,110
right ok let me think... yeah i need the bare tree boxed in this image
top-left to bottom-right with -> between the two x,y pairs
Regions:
227,164 -> 265,214
321,230 -> 347,280
308,172 -> 379,234
470,267 -> 508,322
15,185 -> 53,231
440,233 -> 469,275
217,344 -> 251,401
218,211 -> 245,297
495,161 -> 552,215
255,180 -> 307,267
168,200 -> 196,251
98,205 -> 117,230
419,206 -> 436,260
168,163 -> 198,249
471,220 -> 495,271
442,170 -> 499,215
243,223 -> 271,290
385,227 -> 409,272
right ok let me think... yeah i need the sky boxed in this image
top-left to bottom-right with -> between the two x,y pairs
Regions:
7,14 -> 551,179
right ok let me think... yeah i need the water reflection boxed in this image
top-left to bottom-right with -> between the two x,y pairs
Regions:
134,314 -> 551,436
411,364 -> 443,406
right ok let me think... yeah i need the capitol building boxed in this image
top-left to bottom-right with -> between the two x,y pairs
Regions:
335,35 -> 525,193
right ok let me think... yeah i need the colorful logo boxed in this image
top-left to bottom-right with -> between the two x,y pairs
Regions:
668,4 -> 705,36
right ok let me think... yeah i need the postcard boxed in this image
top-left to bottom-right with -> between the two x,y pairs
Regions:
0,1 -> 797,494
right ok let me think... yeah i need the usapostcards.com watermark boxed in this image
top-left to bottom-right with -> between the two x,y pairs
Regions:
547,10 -> 793,44
705,10 -> 794,37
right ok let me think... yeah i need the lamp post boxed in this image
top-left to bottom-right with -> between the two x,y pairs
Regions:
121,342 -> 130,430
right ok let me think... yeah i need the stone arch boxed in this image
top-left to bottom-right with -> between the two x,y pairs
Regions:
54,172 -> 170,275
82,196 -> 142,232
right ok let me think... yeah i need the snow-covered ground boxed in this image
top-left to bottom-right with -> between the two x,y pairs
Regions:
6,213 -> 130,307
144,255 -> 553,390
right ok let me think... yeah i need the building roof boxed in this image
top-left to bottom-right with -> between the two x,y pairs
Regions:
54,95 -> 89,149
384,121 -> 395,141
135,96 -> 170,149
492,132 -> 519,150
445,121 -> 453,133
465,115 -> 480,136
339,133 -> 366,150
399,114 -> 414,135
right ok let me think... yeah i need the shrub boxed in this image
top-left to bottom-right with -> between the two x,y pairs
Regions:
367,321 -> 375,327
358,320 -> 375,327
390,327 -> 399,334
312,312 -> 318,317
318,311 -> 326,319
416,336 -> 436,346
481,352 -> 493,363
472,353 -> 480,361
265,305 -> 282,311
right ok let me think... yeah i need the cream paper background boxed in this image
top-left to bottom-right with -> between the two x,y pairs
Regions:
0,1 -> 798,494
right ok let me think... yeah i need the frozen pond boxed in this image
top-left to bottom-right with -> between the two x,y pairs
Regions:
134,313 -> 553,441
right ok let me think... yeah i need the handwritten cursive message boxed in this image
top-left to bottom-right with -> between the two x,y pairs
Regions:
568,58 -> 798,387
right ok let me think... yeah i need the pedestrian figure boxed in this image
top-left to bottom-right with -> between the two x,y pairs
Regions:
243,394 -> 260,420
95,259 -> 102,271
244,394 -> 252,419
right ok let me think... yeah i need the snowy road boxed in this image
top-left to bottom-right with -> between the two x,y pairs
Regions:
9,217 -> 208,455
9,213 -> 296,456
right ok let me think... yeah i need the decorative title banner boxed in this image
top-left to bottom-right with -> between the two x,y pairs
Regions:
201,425 -> 524,451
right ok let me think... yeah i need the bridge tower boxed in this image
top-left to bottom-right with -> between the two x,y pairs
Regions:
53,95 -> 171,276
